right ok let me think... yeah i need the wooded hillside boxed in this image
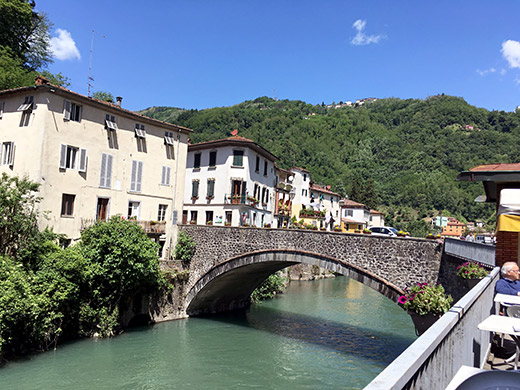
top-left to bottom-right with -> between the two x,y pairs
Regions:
139,96 -> 520,234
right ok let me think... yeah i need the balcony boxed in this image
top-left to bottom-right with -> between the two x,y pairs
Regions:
80,218 -> 166,235
225,194 -> 265,208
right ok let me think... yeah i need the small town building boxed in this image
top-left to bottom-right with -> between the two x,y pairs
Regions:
183,136 -> 277,228
441,218 -> 466,238
339,199 -> 370,232
369,209 -> 385,227
0,76 -> 191,257
274,166 -> 295,228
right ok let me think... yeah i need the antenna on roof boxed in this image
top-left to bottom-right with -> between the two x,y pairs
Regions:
88,30 -> 107,97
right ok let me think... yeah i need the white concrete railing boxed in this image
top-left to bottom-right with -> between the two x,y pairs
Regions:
444,238 -> 495,266
365,267 -> 500,390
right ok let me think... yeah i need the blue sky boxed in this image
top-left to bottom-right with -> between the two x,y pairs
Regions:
42,1 -> 520,112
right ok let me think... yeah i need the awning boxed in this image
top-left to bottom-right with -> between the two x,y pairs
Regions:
497,188 -> 520,232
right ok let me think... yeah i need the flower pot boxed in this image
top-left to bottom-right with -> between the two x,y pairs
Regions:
408,311 -> 441,336
464,278 -> 482,290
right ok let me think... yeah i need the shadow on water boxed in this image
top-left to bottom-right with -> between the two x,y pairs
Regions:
202,306 -> 415,365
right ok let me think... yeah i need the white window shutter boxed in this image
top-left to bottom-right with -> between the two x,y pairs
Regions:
63,100 -> 71,120
161,166 -> 166,185
130,160 -> 137,191
59,144 -> 67,169
78,148 -> 87,172
106,154 -> 113,188
7,142 -> 14,166
136,161 -> 143,192
0,102 -> 4,119
0,143 -> 3,164
166,166 -> 171,185
99,154 -> 107,187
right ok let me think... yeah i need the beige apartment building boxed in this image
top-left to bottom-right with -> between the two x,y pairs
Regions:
0,76 -> 191,257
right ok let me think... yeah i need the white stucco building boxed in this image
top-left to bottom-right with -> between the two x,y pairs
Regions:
183,136 -> 277,227
0,76 -> 191,257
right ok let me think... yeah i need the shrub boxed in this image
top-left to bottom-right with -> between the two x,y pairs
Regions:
174,230 -> 196,264
250,272 -> 286,303
456,261 -> 489,279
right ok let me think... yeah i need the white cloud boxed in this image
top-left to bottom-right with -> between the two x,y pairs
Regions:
50,29 -> 81,61
476,68 -> 497,76
501,40 -> 520,68
350,19 -> 384,46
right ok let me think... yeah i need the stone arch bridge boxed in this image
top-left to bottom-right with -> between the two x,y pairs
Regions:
179,225 -> 443,316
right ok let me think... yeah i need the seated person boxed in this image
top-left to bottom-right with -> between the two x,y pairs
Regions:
496,261 -> 520,296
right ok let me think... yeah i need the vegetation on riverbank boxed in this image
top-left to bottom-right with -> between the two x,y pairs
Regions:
250,272 -> 287,303
0,174 -> 166,361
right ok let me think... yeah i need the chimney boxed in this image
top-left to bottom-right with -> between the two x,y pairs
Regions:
35,75 -> 50,86
116,96 -> 123,107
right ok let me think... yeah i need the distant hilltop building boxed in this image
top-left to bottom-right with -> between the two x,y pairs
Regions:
326,98 -> 378,109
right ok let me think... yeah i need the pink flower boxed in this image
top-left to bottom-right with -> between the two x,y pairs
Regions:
398,296 -> 408,304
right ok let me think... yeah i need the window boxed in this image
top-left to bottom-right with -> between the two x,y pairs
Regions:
346,209 -> 353,217
255,156 -> 260,172
161,166 -> 171,186
190,210 -> 197,224
105,114 -> 118,130
130,160 -> 143,192
157,204 -> 168,221
263,160 -> 268,176
96,198 -> 109,221
0,142 -> 15,166
205,210 -> 214,224
61,194 -> 75,216
134,123 -> 146,138
265,189 -> 269,204
209,151 -> 217,167
254,184 -> 259,200
63,100 -> 82,122
232,150 -> 243,167
17,96 -> 33,112
194,153 -> 201,169
303,174 -> 307,182
99,153 -> 113,188
261,187 -> 266,203
225,211 -> 232,225
191,180 -> 199,198
127,201 -> 140,220
18,96 -> 33,126
165,131 -> 176,158
207,179 -> 215,198
59,144 -> 87,172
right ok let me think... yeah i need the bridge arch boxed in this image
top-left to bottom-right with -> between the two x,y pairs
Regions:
186,249 -> 403,315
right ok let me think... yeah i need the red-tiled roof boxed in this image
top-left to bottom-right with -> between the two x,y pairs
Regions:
188,136 -> 278,161
291,166 -> 310,173
310,183 -> 340,197
370,209 -> 383,215
341,218 -> 364,224
341,199 -> 366,207
0,80 -> 193,134
470,163 -> 520,172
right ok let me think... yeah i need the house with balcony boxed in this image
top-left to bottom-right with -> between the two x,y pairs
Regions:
0,76 -> 191,257
183,136 -> 277,228
441,218 -> 466,238
274,166 -> 295,228
339,199 -> 370,232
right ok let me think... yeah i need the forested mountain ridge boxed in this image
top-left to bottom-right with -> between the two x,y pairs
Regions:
138,96 -> 520,234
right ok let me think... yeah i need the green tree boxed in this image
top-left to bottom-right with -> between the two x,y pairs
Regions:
92,90 -> 115,103
77,216 -> 163,336
174,231 -> 196,264
0,173 -> 40,258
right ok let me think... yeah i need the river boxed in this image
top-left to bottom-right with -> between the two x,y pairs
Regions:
0,276 -> 416,389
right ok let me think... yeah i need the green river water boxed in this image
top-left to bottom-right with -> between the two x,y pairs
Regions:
0,276 -> 416,389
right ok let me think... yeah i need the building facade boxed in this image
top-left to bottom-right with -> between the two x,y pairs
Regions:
340,199 -> 370,232
183,136 -> 277,228
0,76 -> 191,257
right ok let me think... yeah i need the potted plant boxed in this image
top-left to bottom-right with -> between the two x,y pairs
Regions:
333,226 -> 342,232
363,228 -> 372,234
457,261 -> 489,289
206,221 -> 213,225
224,222 -> 231,226
398,282 -> 453,336
189,220 -> 196,225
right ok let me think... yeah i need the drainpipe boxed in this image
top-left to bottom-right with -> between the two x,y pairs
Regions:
168,130 -> 182,260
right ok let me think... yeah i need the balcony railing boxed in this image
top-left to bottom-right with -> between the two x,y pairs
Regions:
225,194 -> 267,208
80,218 -> 166,235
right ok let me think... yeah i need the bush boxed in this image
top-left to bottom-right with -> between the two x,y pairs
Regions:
174,231 -> 196,264
398,283 -> 453,316
250,272 -> 286,303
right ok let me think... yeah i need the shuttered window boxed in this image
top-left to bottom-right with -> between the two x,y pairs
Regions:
130,160 -> 143,192
0,142 -> 15,166
161,166 -> 171,186
105,114 -> 118,130
207,179 -> 215,198
59,144 -> 87,171
99,153 -> 113,188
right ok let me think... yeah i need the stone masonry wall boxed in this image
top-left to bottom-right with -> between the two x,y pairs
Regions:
180,225 -> 443,295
